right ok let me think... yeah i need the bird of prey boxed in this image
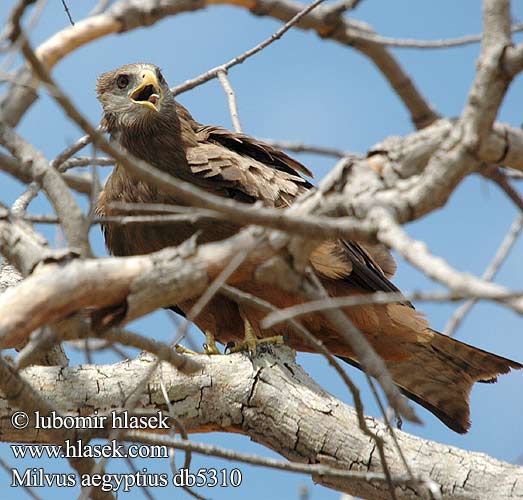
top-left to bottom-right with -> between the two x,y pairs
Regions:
96,62 -> 521,434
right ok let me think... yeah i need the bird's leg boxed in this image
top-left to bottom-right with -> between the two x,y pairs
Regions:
175,331 -> 222,355
227,316 -> 284,355
203,330 -> 221,355
175,344 -> 199,355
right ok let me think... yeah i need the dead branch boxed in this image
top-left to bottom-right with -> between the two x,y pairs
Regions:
0,0 -> 437,129
1,347 -> 520,500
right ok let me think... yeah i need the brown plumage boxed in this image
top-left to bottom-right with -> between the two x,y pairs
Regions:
96,63 -> 521,434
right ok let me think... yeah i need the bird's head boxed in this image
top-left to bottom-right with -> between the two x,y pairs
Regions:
96,63 -> 172,131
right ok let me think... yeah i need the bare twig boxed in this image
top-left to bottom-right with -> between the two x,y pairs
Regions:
89,0 -> 113,16
261,139 -> 356,158
0,457 -> 43,500
374,208 -> 523,311
124,431 -> 409,486
50,132 -> 97,170
324,0 -> 362,19
261,289 -> 523,329
366,376 -> 415,483
58,156 -> 114,171
482,166 -> 523,212
173,0 -> 326,95
345,22 -> 523,49
94,329 -> 201,374
77,357 -> 165,500
302,270 -> 419,420
11,181 -> 40,216
445,213 -> 523,336
60,0 -> 74,25
220,283 -> 402,499
158,379 -> 207,500
0,123 -> 91,255
177,233 -> 263,345
217,70 -> 242,133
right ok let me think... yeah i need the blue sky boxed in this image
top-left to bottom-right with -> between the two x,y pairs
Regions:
1,1 -> 523,499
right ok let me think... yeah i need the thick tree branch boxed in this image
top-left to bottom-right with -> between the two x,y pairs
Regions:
1,347 -> 521,499
0,124 -> 91,255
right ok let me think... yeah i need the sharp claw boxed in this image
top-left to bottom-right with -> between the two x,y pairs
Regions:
226,318 -> 287,355
203,331 -> 221,355
175,344 -> 198,355
203,343 -> 221,355
175,332 -> 222,356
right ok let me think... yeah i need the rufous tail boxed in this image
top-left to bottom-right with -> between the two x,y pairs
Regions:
341,330 -> 521,433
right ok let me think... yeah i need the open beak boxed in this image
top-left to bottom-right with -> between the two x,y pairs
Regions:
129,70 -> 162,112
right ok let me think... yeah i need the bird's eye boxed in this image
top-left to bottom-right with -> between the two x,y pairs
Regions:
157,71 -> 165,84
116,74 -> 129,89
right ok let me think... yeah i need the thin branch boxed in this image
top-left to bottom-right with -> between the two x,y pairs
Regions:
122,455 -> 155,500
0,123 -> 91,256
373,208 -> 523,312
0,150 -> 97,196
0,0 -> 46,69
220,284 -> 391,477
58,156 -> 114,171
260,139 -> 355,158
89,0 -> 113,17
482,166 -> 523,212
0,0 -> 438,130
220,282 -> 405,500
60,0 -> 75,25
261,289 -> 523,329
323,0 -> 362,19
50,132 -> 97,170
5,212 -> 221,226
444,213 -> 523,336
173,0 -> 327,95
92,329 -> 201,374
124,431 -> 409,486
11,181 -> 40,216
217,70 -> 242,133
0,457 -> 43,500
303,271 -> 419,423
365,376 -> 416,487
346,22 -> 523,49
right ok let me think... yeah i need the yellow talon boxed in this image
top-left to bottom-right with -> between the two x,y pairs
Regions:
203,331 -> 221,355
175,344 -> 198,355
176,331 -> 222,356
227,317 -> 285,355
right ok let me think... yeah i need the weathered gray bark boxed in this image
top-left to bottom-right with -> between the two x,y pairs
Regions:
1,346 -> 520,499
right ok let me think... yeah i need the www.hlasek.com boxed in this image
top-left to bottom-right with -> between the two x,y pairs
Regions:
9,410 -> 242,492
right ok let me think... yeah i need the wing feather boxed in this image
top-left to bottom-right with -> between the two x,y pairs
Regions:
179,101 -> 401,294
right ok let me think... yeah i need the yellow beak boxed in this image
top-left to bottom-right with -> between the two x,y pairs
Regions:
129,70 -> 162,112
